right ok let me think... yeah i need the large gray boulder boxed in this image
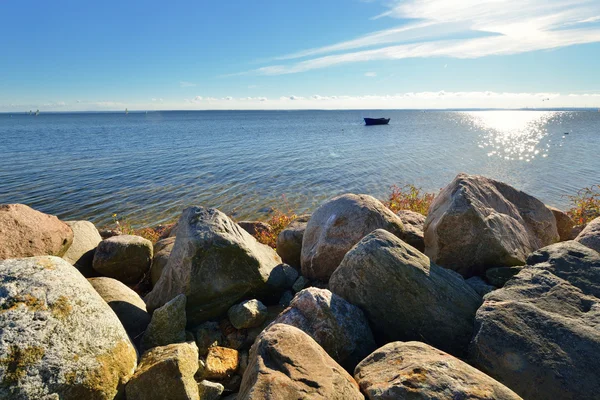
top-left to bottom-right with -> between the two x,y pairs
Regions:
424,174 -> 559,277
276,214 -> 310,268
355,341 -> 521,400
62,220 -> 103,277
145,207 -> 282,325
271,287 -> 376,371
330,229 -> 481,356
151,237 -> 175,286
89,277 -> 151,346
126,342 -> 200,400
301,194 -> 405,281
575,216 -> 600,253
469,241 -> 600,400
238,324 -> 364,400
93,235 -> 153,284
0,256 -> 137,400
0,204 -> 73,259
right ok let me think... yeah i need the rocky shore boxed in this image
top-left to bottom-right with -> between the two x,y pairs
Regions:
1,173 -> 599,400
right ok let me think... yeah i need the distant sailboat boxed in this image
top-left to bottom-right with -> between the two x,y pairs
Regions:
28,110 -> 32,115
35,109 -> 39,116
125,108 -> 129,115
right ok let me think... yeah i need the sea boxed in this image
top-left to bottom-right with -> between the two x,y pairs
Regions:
0,110 -> 598,227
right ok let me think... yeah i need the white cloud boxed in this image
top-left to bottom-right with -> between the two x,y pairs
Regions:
365,72 -> 377,77
180,81 -> 197,88
246,0 -> 600,75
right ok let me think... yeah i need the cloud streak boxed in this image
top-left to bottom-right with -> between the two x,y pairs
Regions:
246,0 -> 600,75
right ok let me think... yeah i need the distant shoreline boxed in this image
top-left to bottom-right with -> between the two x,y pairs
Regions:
1,108 -> 599,115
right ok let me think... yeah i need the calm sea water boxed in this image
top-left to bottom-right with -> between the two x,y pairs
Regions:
0,110 -> 598,227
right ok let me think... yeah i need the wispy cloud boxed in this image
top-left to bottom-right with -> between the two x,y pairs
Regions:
365,72 -> 377,77
245,0 -> 600,75
180,81 -> 197,88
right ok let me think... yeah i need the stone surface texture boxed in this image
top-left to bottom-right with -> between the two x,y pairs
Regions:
424,173 -> 559,277
0,256 -> 137,400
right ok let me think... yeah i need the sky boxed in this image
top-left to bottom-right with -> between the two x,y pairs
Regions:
1,0 -> 600,111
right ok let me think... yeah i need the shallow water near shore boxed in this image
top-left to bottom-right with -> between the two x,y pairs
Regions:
0,110 -> 598,227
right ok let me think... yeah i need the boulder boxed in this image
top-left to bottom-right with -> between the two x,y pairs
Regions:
547,206 -> 575,241
158,222 -> 178,240
330,229 -> 481,356
145,207 -> 282,325
575,216 -> 600,253
237,221 -> 271,236
126,342 -> 200,400
151,237 -> 176,286
62,220 -> 102,276
93,235 -> 153,284
265,263 -> 298,292
395,209 -> 426,251
0,204 -> 73,259
424,173 -> 559,277
141,294 -> 187,351
88,277 -> 151,346
228,300 -> 268,330
466,276 -> 495,296
355,341 -> 521,400
198,380 -> 224,400
301,194 -> 405,281
485,266 -> 524,287
0,256 -> 137,399
204,346 -> 239,379
469,241 -> 600,400
271,287 -> 376,371
238,324 -> 363,400
276,214 -> 310,268
278,290 -> 294,307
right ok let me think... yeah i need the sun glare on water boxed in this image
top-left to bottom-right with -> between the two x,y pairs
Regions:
461,111 -> 558,162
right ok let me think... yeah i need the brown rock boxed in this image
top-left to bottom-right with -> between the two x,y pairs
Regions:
547,206 -> 576,241
301,194 -> 405,281
0,204 -> 73,259
205,346 -> 239,379
238,324 -> 363,400
126,342 -> 200,400
355,341 -> 522,400
424,174 -> 559,277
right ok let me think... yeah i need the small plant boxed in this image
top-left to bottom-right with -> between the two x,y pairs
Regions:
253,195 -> 297,248
110,213 -> 161,243
565,185 -> 600,226
384,184 -> 435,216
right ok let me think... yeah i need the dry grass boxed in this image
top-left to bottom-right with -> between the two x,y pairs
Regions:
110,214 -> 161,243
383,184 -> 436,216
254,209 -> 297,249
565,185 -> 600,226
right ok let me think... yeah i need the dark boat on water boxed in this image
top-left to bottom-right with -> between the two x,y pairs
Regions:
364,117 -> 390,126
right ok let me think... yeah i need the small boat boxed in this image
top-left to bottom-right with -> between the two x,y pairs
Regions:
364,117 -> 390,126
125,108 -> 129,115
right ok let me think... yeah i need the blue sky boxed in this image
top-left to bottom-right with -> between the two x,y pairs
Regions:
1,0 -> 600,111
